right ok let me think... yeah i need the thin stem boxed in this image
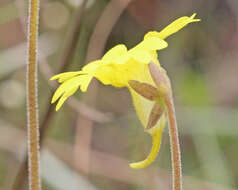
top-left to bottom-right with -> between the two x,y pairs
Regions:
148,61 -> 182,189
165,94 -> 182,190
26,0 -> 41,188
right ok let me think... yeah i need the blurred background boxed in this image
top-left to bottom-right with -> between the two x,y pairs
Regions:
0,0 -> 238,189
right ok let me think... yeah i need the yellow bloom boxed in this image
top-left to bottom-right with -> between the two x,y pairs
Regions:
51,14 -> 200,169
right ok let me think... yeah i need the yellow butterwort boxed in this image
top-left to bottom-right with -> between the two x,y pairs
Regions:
51,14 -> 200,169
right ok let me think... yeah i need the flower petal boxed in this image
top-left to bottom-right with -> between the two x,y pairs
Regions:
58,72 -> 83,83
114,54 -> 131,65
135,37 -> 168,51
159,13 -> 201,39
129,87 -> 155,127
82,60 -> 102,72
129,118 -> 166,169
51,74 -> 93,110
50,71 -> 84,83
128,63 -> 167,169
144,31 -> 160,40
144,13 -> 201,40
102,44 -> 127,61
129,49 -> 152,63
51,76 -> 83,104
55,86 -> 78,111
94,59 -> 147,88
80,74 -> 94,92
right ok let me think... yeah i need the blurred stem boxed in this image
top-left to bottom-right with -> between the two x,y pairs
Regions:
165,93 -> 182,190
26,0 -> 41,188
73,0 -> 132,174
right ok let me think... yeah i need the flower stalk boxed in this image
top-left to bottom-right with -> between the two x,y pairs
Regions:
149,62 -> 182,190
26,0 -> 41,188
165,94 -> 182,190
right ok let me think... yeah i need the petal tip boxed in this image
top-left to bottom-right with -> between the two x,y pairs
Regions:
194,19 -> 201,22
51,96 -> 57,104
55,102 -> 62,111
128,128 -> 163,170
55,106 -> 60,111
190,13 -> 201,22
163,41 -> 168,48
129,162 -> 144,169
190,13 -> 197,19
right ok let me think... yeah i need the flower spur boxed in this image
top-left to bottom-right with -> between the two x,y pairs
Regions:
50,14 -> 200,170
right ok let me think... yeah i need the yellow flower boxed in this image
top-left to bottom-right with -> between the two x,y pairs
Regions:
51,14 -> 200,169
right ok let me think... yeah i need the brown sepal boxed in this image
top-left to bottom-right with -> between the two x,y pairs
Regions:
146,103 -> 164,130
128,80 -> 158,101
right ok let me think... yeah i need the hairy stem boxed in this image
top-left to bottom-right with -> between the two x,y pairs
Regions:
165,94 -> 182,190
13,1 -> 89,190
148,61 -> 182,189
26,0 -> 41,188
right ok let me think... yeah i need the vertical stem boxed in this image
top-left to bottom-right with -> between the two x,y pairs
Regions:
26,0 -> 41,188
165,94 -> 182,190
148,62 -> 182,189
